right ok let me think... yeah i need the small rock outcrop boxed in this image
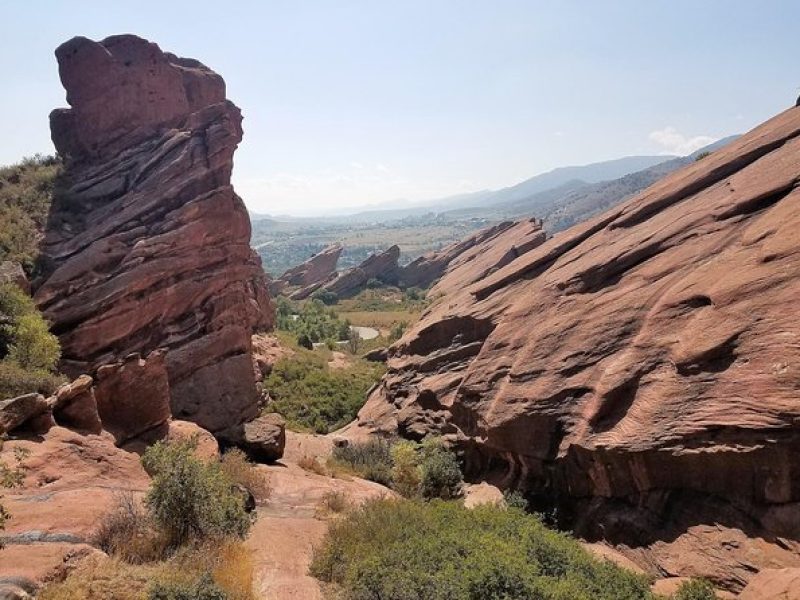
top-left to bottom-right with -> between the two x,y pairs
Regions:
345,105 -> 800,590
320,245 -> 400,298
33,35 -> 273,441
241,413 -> 286,462
0,394 -> 49,435
269,243 -> 342,297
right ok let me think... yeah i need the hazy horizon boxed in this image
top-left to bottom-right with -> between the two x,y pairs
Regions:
3,1 -> 798,216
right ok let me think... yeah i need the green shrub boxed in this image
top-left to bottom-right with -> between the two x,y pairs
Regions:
418,438 -> 463,500
141,440 -> 250,546
0,361 -> 64,399
310,498 -> 654,600
278,298 -> 348,342
7,313 -> 60,371
365,278 -> 383,289
312,289 -> 339,305
264,352 -> 383,434
0,283 -> 63,398
388,321 -> 407,342
331,439 -> 394,486
149,573 -> 228,600
694,151 -> 711,162
503,490 -> 529,511
673,578 -> 717,600
0,155 -> 61,273
390,441 -> 422,498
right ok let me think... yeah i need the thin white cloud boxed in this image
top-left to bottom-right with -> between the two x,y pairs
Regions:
648,126 -> 717,156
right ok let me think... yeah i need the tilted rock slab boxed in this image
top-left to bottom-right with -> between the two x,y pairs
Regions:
346,106 -> 800,590
33,35 -> 272,441
269,243 -> 342,296
320,244 -> 401,298
398,218 -> 546,290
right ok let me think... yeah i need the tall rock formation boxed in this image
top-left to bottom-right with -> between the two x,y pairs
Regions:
34,35 -> 272,441
346,105 -> 800,590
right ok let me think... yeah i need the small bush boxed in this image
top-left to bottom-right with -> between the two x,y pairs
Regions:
331,439 -> 393,486
297,333 -> 313,350
390,440 -> 422,498
694,151 -> 711,162
310,498 -> 654,600
673,578 -> 717,600
220,449 -> 271,501
0,283 -> 63,398
318,490 -> 350,514
365,278 -> 383,289
419,437 -> 463,500
312,289 -> 339,305
94,492 -> 168,563
149,573 -> 228,600
142,440 -> 251,546
503,490 -> 529,511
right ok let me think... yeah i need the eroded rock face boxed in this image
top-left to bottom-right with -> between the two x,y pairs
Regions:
346,106 -> 800,590
34,35 -> 272,440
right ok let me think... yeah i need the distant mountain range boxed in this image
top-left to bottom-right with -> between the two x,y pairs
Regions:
250,137 -> 739,229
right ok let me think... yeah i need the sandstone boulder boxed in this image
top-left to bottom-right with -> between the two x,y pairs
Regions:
739,568 -> 800,599
240,413 -> 286,462
94,351 -> 171,445
0,394 -> 49,435
345,105 -> 800,590
34,35 -> 273,442
49,375 -> 101,434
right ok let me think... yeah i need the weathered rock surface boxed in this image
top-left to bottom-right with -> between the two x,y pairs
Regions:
0,426 -> 149,593
346,105 -> 800,590
241,413 -> 286,462
49,374 -> 102,434
94,351 -> 171,445
399,219 -> 546,289
0,394 -> 49,435
319,245 -> 400,298
269,243 -> 342,297
33,35 -> 272,440
739,567 -> 800,599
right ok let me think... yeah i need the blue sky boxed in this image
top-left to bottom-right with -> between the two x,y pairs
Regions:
2,1 -> 798,215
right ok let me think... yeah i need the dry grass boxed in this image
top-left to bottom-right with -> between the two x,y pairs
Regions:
38,555 -> 158,600
317,490 -> 350,516
93,492 -> 169,564
298,454 -> 328,475
221,448 -> 272,501
39,540 -> 256,600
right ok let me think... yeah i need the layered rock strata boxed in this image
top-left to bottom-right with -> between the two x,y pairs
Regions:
33,35 -> 272,440
346,105 -> 800,590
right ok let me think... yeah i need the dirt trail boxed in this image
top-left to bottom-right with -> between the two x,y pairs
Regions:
246,432 -> 392,599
